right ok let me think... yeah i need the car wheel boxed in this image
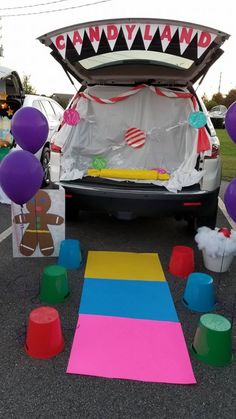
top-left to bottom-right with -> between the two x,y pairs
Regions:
41,146 -> 51,187
187,208 -> 218,232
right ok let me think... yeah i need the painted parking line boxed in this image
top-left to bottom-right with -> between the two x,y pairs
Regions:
0,226 -> 12,243
218,197 -> 236,230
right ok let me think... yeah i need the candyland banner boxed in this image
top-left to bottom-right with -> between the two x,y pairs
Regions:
51,22 -> 217,60
11,189 -> 65,258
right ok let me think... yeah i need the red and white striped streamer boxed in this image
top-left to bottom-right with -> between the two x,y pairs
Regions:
70,84 -> 210,153
78,84 -> 195,104
79,84 -> 146,104
125,128 -> 146,149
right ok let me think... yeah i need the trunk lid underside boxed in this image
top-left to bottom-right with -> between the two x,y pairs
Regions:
38,18 -> 229,86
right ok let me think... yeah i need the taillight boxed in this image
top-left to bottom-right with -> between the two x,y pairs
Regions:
51,144 -> 61,153
183,202 -> 202,206
205,144 -> 220,159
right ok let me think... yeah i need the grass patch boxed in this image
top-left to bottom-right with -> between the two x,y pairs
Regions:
216,129 -> 236,181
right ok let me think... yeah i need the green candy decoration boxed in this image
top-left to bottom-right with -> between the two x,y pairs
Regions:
92,156 -> 107,169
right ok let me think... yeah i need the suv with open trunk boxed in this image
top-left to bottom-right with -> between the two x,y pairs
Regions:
38,18 -> 229,227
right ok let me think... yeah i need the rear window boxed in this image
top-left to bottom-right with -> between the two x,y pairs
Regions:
80,50 -> 193,70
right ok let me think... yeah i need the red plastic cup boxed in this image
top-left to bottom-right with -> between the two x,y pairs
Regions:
168,245 -> 195,278
25,306 -> 64,359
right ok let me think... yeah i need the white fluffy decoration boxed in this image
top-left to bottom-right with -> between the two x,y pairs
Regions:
195,226 -> 236,258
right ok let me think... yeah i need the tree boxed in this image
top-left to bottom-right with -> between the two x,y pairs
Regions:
223,89 -> 236,108
203,89 -> 236,110
22,74 -> 36,94
204,99 -> 218,110
212,92 -> 224,105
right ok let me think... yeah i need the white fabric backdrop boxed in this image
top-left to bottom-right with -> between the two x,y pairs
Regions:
55,85 -> 206,192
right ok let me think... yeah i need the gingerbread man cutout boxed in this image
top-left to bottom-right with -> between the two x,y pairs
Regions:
13,190 -> 64,256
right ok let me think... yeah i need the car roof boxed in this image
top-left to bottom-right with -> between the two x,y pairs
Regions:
23,94 -> 64,112
0,65 -> 24,96
0,65 -> 15,79
38,17 -> 230,87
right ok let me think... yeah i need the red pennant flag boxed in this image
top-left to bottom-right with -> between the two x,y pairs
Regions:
197,127 -> 211,153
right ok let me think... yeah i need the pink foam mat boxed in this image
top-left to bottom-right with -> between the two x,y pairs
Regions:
67,314 -> 196,384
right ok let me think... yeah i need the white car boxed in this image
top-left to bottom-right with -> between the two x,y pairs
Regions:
38,18 -> 230,228
0,66 -> 64,185
208,105 -> 227,129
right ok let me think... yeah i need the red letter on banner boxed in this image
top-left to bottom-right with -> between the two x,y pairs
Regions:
160,25 -> 172,41
179,27 -> 193,45
107,25 -> 118,40
88,26 -> 100,42
125,25 -> 136,40
144,25 -> 152,41
198,32 -> 212,48
73,31 -> 83,46
55,35 -> 65,50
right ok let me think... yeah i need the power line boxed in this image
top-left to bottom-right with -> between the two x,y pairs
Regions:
0,0 -> 70,11
0,0 -> 111,17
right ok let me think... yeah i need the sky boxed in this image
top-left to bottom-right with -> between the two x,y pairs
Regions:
0,0 -> 235,98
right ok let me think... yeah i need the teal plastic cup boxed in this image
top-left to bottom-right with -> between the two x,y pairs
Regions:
191,313 -> 233,367
182,272 -> 215,312
40,265 -> 69,304
58,239 -> 82,269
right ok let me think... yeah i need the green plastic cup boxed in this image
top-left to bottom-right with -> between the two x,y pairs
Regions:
0,147 -> 10,161
40,265 -> 70,304
191,313 -> 233,367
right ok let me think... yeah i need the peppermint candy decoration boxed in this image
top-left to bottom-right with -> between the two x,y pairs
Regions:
124,128 -> 146,149
63,109 -> 81,126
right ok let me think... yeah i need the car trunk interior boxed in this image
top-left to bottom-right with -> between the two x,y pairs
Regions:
55,84 -> 208,192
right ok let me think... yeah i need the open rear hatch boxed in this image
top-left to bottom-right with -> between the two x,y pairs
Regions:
38,18 -> 229,86
38,19 -> 229,192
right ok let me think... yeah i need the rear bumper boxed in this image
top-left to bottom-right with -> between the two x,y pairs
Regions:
58,179 -> 220,218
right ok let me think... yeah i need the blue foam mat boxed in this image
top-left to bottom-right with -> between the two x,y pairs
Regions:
79,278 -> 179,322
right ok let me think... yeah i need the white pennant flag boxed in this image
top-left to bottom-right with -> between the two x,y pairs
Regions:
159,24 -> 178,52
197,31 -> 217,58
67,29 -> 85,56
51,35 -> 66,59
102,24 -> 121,51
179,27 -> 197,55
84,26 -> 103,53
140,23 -> 158,50
121,23 -> 140,50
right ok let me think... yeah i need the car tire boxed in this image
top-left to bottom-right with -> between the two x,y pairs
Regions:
186,199 -> 218,231
40,145 -> 51,187
187,208 -> 218,232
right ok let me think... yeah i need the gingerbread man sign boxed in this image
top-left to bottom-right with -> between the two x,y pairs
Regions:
12,189 -> 65,257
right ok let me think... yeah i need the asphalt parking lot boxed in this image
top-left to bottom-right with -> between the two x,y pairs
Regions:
0,186 -> 235,419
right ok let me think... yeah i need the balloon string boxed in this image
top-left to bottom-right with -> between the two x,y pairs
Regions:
231,292 -> 236,330
11,203 -> 23,249
20,205 -> 24,240
220,245 -> 225,273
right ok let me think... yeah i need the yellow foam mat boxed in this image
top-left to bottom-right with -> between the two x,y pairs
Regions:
84,251 -> 166,281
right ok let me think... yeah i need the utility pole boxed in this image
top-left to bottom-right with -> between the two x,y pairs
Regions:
218,72 -> 222,93
0,16 -> 3,58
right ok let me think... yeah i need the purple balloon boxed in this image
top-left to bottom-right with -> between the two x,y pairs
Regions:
224,178 -> 236,222
0,150 -> 43,204
225,102 -> 236,144
11,107 -> 49,154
